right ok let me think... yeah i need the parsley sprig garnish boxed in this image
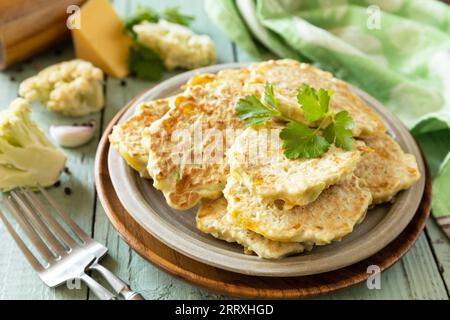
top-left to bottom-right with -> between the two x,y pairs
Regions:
236,82 -> 355,159
161,6 -> 195,26
124,5 -> 193,36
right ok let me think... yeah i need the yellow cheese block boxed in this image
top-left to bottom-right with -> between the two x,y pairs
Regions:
72,0 -> 131,78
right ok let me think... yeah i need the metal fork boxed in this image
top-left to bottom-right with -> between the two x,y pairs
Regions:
0,187 -> 144,300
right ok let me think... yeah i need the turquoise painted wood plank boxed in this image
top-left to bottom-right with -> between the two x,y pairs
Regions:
399,233 -> 448,299
0,45 -> 102,299
320,234 -> 448,299
92,201 -> 228,300
425,220 -> 450,293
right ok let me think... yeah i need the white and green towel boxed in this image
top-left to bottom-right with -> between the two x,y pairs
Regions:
205,0 -> 450,219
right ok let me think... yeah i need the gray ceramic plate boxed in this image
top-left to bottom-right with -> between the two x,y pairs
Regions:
107,63 -> 426,277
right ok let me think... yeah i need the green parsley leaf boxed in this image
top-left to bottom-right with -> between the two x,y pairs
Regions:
318,88 -> 333,113
323,122 -> 335,144
162,6 -> 195,26
297,84 -> 333,122
128,43 -> 164,81
236,95 -> 279,127
333,111 -> 354,150
263,81 -> 279,112
123,5 -> 195,81
322,111 -> 354,150
124,6 -> 159,37
234,81 -> 354,159
280,121 -> 330,159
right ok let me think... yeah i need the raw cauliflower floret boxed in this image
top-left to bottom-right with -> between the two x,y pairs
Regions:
19,59 -> 104,117
0,98 -> 67,191
133,20 -> 216,70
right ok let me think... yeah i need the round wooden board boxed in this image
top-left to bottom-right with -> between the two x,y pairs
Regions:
94,102 -> 432,299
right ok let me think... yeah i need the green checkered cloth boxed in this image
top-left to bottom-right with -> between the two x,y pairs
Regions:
205,0 -> 450,218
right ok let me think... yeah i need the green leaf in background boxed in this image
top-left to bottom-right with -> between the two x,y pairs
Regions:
162,6 -> 195,26
124,5 -> 159,37
123,5 -> 195,82
280,121 -> 330,159
432,154 -> 450,217
124,5 -> 195,36
128,43 -> 164,81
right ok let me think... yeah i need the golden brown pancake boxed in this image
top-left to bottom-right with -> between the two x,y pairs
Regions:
355,133 -> 421,204
197,197 -> 310,259
109,99 -> 170,177
227,125 -> 365,208
224,175 -> 372,244
144,69 -> 250,209
244,59 -> 386,136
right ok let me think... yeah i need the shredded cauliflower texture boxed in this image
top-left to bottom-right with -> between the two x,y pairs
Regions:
19,59 -> 104,117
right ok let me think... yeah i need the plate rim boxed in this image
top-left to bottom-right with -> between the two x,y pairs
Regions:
102,63 -> 426,277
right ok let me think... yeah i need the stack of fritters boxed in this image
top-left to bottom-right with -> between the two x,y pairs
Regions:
110,59 -> 421,259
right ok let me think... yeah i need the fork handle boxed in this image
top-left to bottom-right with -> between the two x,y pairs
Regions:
90,263 -> 145,300
80,273 -> 116,300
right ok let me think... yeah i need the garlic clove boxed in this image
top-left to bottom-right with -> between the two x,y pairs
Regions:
50,122 -> 96,148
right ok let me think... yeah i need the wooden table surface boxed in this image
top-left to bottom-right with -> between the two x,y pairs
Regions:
0,0 -> 449,300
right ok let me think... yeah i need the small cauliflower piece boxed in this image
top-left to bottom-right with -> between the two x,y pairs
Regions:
19,59 -> 104,117
133,20 -> 216,70
0,99 -> 67,191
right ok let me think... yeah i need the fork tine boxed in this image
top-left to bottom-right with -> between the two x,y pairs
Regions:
3,197 -> 55,264
20,188 -> 80,250
11,190 -> 67,256
38,186 -> 90,242
0,207 -> 44,272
